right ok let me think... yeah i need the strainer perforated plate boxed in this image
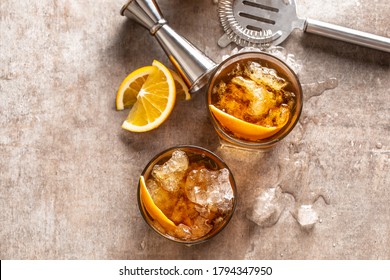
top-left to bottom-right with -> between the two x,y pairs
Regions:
218,0 -> 284,48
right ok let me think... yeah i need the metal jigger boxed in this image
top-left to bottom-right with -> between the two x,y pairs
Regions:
120,0 -> 217,93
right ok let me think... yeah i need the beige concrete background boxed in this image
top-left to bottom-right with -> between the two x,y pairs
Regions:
1,0 -> 389,259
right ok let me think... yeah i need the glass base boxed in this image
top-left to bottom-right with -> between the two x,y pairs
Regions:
218,137 -> 274,152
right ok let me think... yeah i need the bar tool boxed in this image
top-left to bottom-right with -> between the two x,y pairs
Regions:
217,0 -> 390,52
120,0 -> 217,93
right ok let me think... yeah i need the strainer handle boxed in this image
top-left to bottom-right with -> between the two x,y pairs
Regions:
305,18 -> 390,53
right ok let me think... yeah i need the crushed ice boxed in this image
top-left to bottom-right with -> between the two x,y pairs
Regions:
186,167 -> 234,212
222,46 -> 303,75
147,149 -> 235,240
152,150 -> 189,192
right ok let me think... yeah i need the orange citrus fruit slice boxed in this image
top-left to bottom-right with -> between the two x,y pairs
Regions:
139,175 -> 177,231
209,105 -> 286,140
120,60 -> 176,132
170,70 -> 191,100
116,66 -> 156,111
116,66 -> 190,111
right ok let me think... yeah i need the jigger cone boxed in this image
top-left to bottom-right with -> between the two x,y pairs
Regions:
121,0 -> 217,93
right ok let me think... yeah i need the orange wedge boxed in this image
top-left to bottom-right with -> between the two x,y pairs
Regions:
116,66 -> 156,111
170,70 -> 191,100
121,60 -> 176,132
209,105 -> 286,140
116,66 -> 190,112
139,176 -> 177,231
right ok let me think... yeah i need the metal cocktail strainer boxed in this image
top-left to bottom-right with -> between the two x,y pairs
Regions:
217,0 -> 390,52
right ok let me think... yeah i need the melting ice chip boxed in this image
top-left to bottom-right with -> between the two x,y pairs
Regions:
152,150 -> 189,192
185,168 -> 234,212
231,76 -> 276,117
246,61 -> 288,91
295,205 -> 319,230
174,215 -> 214,241
246,187 -> 285,227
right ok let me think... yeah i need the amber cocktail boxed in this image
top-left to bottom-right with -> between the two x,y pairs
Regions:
138,146 -> 236,244
208,52 -> 303,149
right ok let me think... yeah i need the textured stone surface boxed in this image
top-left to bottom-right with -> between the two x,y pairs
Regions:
0,0 -> 389,259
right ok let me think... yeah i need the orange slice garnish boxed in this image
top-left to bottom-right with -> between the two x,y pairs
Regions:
209,105 -> 287,140
139,176 -> 177,231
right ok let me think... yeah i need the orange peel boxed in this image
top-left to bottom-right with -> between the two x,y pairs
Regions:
139,176 -> 177,231
209,105 -> 287,140
121,60 -> 176,132
170,70 -> 191,100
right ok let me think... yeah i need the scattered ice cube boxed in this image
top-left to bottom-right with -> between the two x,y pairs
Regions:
246,187 -> 285,227
152,150 -> 189,192
185,167 -> 234,213
294,204 -> 319,230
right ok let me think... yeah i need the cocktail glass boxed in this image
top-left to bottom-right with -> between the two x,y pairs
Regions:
138,145 -> 237,244
207,51 -> 303,149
